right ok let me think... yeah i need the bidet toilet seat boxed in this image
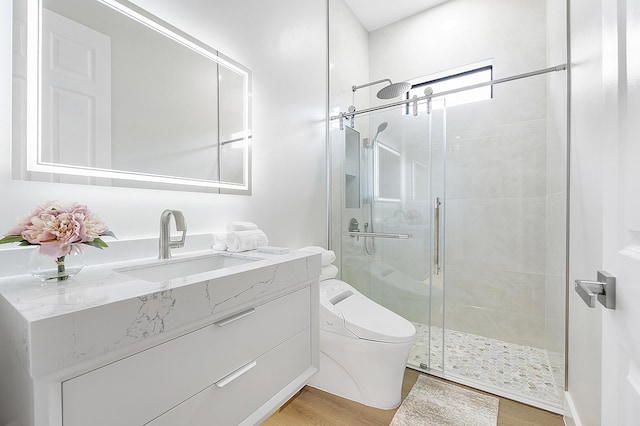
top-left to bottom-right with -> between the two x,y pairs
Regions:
319,279 -> 415,344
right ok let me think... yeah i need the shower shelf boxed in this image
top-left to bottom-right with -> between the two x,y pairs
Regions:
344,231 -> 410,239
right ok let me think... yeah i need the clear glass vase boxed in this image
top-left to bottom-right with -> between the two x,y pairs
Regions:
28,245 -> 85,283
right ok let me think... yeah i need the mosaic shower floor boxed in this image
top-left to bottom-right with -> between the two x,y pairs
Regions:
408,322 -> 564,407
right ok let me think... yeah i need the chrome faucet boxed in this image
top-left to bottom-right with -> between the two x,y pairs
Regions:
159,209 -> 187,259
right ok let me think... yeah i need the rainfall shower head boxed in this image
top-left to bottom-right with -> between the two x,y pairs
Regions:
376,81 -> 412,99
352,79 -> 411,100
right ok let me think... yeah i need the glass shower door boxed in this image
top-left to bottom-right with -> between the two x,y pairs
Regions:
331,99 -> 446,372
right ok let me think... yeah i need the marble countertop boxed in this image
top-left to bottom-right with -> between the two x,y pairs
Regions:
0,248 -> 321,378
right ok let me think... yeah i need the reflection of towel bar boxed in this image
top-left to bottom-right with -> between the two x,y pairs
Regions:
344,232 -> 410,239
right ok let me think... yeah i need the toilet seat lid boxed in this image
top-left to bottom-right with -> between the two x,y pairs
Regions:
322,281 -> 415,344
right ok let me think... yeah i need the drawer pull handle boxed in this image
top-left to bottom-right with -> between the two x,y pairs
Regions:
215,308 -> 256,326
215,361 -> 257,388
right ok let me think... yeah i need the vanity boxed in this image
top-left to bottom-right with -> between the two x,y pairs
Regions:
3,0 -> 320,421
0,249 -> 321,426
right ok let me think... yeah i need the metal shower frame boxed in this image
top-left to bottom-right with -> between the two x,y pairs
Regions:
334,64 -> 567,129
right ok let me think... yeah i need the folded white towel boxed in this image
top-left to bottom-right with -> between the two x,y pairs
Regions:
212,232 -> 227,250
226,221 -> 258,232
226,229 -> 268,252
299,246 -> 336,267
319,264 -> 339,281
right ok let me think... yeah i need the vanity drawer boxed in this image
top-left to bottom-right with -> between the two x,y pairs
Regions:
147,328 -> 312,426
62,286 -> 310,426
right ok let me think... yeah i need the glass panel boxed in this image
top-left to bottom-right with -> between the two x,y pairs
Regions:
427,99 -> 446,372
441,74 -> 566,407
332,99 -> 446,372
331,72 -> 567,410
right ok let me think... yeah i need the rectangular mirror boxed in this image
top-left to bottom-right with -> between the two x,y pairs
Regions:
12,0 -> 252,193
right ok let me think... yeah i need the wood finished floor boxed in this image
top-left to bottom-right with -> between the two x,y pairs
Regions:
263,369 -> 564,426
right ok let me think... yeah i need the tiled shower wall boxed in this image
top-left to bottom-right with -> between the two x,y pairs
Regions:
366,0 -> 563,350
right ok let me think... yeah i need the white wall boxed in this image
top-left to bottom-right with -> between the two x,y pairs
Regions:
367,0 -> 548,106
0,0 -> 328,275
566,0 -> 604,424
328,0 -> 370,274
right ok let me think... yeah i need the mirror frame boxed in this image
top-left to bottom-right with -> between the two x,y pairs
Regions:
23,0 -> 252,192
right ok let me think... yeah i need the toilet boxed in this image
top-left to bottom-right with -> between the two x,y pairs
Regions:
308,278 -> 416,409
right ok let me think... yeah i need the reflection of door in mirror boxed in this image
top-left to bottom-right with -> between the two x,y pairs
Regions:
41,9 -> 112,184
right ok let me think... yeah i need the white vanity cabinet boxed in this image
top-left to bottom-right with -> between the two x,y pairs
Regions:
63,287 -> 312,426
0,250 -> 320,426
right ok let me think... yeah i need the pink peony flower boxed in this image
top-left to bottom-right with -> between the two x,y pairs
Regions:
7,203 -> 49,236
21,215 -> 56,244
82,212 -> 109,241
46,212 -> 83,244
39,240 -> 73,258
0,201 -> 114,257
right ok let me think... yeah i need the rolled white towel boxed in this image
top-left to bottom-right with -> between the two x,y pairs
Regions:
226,221 -> 258,232
319,264 -> 339,281
226,229 -> 268,253
212,232 -> 227,250
299,246 -> 336,267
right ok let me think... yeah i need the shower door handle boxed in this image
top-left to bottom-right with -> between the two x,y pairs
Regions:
434,197 -> 442,275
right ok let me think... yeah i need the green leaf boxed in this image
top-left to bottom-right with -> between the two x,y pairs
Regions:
83,238 -> 108,249
101,230 -> 117,239
0,235 -> 27,245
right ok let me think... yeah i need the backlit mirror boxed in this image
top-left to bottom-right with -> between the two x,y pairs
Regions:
12,0 -> 252,193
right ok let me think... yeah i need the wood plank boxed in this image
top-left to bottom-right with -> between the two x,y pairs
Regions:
263,369 -> 564,426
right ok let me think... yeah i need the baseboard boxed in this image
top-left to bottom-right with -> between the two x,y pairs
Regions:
563,391 -> 581,426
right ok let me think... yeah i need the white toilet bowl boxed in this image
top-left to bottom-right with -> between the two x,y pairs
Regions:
308,279 -> 416,409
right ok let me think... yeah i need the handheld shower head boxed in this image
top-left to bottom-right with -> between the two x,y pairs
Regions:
374,122 -> 388,137
365,122 -> 388,149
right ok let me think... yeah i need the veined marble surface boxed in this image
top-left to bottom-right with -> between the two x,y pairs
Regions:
0,248 -> 321,378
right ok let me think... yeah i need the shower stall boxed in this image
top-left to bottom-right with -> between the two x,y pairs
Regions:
330,71 -> 566,411
328,0 -> 567,412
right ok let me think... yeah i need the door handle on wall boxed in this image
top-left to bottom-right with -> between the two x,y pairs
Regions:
574,270 -> 616,309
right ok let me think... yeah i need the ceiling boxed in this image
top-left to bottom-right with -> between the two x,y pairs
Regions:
343,0 -> 450,32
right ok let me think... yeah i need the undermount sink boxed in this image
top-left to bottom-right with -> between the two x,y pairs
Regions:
116,254 -> 259,282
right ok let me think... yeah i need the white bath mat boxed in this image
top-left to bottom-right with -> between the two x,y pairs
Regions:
390,375 -> 499,426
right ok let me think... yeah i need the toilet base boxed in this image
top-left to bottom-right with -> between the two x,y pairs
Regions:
307,330 -> 412,410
